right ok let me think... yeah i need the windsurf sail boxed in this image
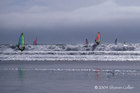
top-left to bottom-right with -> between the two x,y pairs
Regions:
115,38 -> 117,45
33,37 -> 37,45
85,38 -> 89,46
18,33 -> 25,51
95,32 -> 100,45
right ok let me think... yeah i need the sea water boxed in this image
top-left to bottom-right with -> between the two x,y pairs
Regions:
0,43 -> 140,61
0,44 -> 140,93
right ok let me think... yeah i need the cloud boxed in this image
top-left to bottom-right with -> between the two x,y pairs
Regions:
0,0 -> 140,31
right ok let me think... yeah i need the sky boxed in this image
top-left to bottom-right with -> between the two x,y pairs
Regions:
0,0 -> 140,44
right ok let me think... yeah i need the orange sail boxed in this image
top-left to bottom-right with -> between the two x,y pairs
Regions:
95,32 -> 100,45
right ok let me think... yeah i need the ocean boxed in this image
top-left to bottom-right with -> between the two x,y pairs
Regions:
0,44 -> 140,93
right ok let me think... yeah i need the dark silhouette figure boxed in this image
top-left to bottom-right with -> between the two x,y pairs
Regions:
115,38 -> 117,45
92,44 -> 98,51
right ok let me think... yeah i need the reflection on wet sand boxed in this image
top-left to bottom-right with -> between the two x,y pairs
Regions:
18,67 -> 24,80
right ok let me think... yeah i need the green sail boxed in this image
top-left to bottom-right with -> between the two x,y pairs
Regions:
18,33 -> 25,51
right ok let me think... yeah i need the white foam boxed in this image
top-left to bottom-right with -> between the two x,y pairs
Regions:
1,44 -> 140,61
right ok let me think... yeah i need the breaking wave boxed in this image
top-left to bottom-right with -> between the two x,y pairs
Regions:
0,43 -> 140,61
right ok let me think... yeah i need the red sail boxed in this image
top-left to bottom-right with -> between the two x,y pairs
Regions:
85,38 -> 89,46
33,37 -> 37,45
96,34 -> 99,41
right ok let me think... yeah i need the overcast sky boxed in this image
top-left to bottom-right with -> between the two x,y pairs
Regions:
0,0 -> 140,44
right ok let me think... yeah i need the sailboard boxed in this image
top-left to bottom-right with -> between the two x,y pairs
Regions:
95,32 -> 100,45
33,37 -> 37,45
18,33 -> 25,51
